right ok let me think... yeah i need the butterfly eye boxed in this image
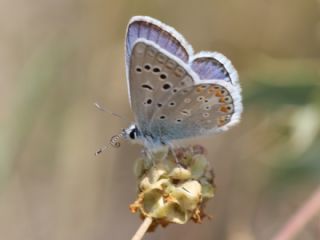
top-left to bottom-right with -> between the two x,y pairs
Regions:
176,119 -> 182,123
159,115 -> 167,120
129,128 -> 137,140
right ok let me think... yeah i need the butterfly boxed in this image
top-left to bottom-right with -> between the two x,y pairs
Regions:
98,16 -> 242,155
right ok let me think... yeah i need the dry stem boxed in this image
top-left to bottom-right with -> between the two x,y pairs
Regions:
272,186 -> 320,240
131,217 -> 153,240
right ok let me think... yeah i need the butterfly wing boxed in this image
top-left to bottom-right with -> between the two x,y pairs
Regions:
125,16 -> 242,145
150,82 -> 239,142
190,51 -> 239,85
127,40 -> 197,135
126,16 -> 196,135
149,53 -> 242,143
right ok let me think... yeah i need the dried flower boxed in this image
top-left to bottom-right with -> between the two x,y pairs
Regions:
130,145 -> 215,230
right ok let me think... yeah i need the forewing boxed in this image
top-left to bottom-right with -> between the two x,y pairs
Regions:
128,40 -> 197,134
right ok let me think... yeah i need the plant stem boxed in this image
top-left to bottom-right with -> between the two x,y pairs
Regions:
131,217 -> 153,240
272,186 -> 320,240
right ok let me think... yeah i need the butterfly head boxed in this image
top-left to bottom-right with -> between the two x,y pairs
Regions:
123,124 -> 162,149
123,124 -> 144,145
123,124 -> 137,139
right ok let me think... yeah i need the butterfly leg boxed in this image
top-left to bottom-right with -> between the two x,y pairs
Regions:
168,144 -> 183,167
141,148 -> 157,168
141,148 -> 151,160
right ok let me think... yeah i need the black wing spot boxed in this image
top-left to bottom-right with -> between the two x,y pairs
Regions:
160,74 -> 167,80
144,64 -> 151,70
145,99 -> 152,105
136,66 -> 142,73
141,84 -> 153,91
153,67 -> 160,73
162,83 -> 171,90
168,101 -> 176,107
197,96 -> 205,102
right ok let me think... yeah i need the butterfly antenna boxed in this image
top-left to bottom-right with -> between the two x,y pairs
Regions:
95,145 -> 108,156
94,102 -> 130,123
94,131 -> 125,156
94,102 -> 128,155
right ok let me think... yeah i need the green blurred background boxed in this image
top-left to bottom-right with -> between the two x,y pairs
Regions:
1,0 -> 320,239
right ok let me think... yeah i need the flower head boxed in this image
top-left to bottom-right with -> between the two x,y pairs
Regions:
130,145 -> 215,230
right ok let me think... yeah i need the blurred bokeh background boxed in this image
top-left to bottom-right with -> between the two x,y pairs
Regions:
1,0 -> 320,239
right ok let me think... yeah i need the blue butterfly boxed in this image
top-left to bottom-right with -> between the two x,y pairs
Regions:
97,16 -> 242,155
